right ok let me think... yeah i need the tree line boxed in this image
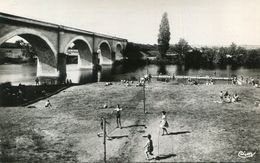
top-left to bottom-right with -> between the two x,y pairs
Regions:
124,40 -> 260,67
170,39 -> 260,67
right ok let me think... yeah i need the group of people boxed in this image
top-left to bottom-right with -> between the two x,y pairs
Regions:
121,80 -> 135,87
138,74 -> 152,86
105,82 -> 113,86
97,105 -> 169,161
219,91 -> 240,103
232,76 -> 259,88
144,111 -> 169,160
120,74 -> 151,87
205,78 -> 215,85
187,78 -> 198,85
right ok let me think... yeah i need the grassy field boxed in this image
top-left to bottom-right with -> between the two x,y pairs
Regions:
0,81 -> 259,162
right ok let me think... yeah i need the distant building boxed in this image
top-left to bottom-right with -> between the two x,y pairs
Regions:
67,49 -> 79,64
67,49 -> 79,56
0,48 -> 26,59
0,42 -> 27,62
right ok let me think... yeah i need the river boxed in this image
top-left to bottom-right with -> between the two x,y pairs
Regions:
0,63 -> 259,85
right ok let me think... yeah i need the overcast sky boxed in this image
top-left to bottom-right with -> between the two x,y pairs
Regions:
0,0 -> 260,45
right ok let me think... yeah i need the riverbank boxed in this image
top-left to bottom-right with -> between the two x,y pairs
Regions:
0,83 -> 71,106
0,81 -> 259,162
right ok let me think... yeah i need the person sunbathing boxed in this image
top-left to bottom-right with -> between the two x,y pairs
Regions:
232,93 -> 239,102
224,94 -> 232,103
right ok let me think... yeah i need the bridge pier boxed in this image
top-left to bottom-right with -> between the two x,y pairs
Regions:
78,55 -> 93,69
36,58 -> 59,77
57,53 -> 67,83
112,52 -> 116,62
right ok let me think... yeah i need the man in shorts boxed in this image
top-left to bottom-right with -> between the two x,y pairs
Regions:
114,104 -> 122,128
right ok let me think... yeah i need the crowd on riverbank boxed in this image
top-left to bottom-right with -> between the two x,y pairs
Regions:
1,73 -> 259,107
231,76 -> 260,87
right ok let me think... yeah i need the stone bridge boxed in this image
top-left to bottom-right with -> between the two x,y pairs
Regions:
0,12 -> 127,81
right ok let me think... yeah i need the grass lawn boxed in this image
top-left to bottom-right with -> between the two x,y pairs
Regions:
0,81 -> 259,162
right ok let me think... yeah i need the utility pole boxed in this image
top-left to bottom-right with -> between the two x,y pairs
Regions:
146,59 -> 149,75
103,118 -> 106,163
143,81 -> 146,114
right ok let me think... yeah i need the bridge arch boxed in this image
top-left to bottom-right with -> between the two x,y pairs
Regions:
0,28 -> 57,76
64,36 -> 93,68
98,40 -> 112,65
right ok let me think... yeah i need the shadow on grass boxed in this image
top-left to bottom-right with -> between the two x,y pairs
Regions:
122,124 -> 147,129
138,130 -> 146,133
167,131 -> 190,135
110,135 -> 128,140
154,153 -> 177,160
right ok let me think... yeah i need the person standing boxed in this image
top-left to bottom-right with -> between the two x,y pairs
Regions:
35,77 -> 39,85
114,104 -> 122,129
160,111 -> 169,136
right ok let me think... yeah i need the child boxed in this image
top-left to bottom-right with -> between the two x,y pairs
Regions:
97,117 -> 112,140
144,134 -> 154,160
160,111 -> 169,136
45,100 -> 52,109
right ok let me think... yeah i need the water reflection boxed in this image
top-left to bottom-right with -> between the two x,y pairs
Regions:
0,63 -> 259,85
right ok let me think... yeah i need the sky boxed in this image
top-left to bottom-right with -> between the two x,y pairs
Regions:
0,0 -> 260,46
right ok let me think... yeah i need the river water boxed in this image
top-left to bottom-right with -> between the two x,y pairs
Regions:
0,63 -> 259,85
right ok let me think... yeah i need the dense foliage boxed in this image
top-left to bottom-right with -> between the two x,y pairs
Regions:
124,40 -> 260,67
181,42 -> 260,67
124,42 -> 157,60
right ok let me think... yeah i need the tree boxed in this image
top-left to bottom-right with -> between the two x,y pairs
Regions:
158,12 -> 170,59
173,38 -> 191,64
244,49 -> 259,66
15,40 -> 25,48
213,47 -> 227,65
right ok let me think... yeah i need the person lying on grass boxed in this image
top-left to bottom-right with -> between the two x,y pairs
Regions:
219,91 -> 224,101
231,93 -> 240,102
223,93 -> 240,103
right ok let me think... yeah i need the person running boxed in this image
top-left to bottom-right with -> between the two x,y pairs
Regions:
160,111 -> 169,136
144,134 -> 154,160
45,100 -> 52,109
114,104 -> 122,129
97,117 -> 112,140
